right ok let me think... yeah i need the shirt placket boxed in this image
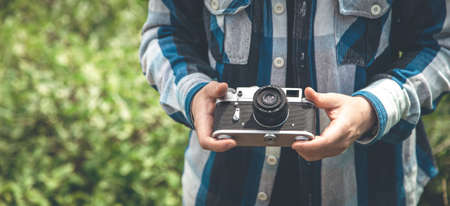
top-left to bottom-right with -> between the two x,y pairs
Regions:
292,0 -> 316,206
255,0 -> 288,205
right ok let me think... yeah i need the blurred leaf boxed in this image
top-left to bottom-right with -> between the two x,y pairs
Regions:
0,1 -> 187,205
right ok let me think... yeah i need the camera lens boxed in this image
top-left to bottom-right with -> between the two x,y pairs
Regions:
262,93 -> 277,106
252,85 -> 288,128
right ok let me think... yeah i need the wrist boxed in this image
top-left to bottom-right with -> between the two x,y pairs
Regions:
355,96 -> 377,133
185,82 -> 209,129
351,93 -> 381,144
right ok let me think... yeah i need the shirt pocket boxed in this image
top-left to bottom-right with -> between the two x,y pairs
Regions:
334,0 -> 391,67
203,0 -> 252,65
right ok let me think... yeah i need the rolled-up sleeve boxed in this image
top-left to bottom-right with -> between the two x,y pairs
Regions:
354,0 -> 450,144
139,0 -> 216,128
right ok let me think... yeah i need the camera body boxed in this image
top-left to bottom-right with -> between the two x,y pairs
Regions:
213,85 -> 316,147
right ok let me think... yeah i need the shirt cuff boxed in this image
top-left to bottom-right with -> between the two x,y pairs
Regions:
351,78 -> 409,145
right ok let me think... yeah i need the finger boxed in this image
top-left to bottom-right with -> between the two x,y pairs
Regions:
199,135 -> 237,152
292,120 -> 348,160
304,87 -> 342,109
292,137 -> 333,161
195,104 -> 237,152
206,81 -> 228,99
195,115 -> 236,152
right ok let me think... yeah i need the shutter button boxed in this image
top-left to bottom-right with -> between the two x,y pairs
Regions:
211,0 -> 219,10
370,4 -> 382,16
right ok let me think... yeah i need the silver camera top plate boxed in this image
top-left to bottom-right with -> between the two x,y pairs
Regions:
217,86 -> 305,103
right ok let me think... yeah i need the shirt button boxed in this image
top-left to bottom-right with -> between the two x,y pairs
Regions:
273,57 -> 285,68
273,3 -> 285,15
300,52 -> 305,60
370,4 -> 382,16
257,192 -> 268,201
211,0 -> 219,10
266,155 -> 278,165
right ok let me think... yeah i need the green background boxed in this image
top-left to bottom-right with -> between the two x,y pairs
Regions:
0,1 -> 448,205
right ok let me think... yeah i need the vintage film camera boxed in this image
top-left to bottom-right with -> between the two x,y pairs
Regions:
213,85 -> 316,147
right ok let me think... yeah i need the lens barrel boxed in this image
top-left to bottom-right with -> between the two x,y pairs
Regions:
252,85 -> 288,128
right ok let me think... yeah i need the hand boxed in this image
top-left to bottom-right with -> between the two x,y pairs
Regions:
292,87 -> 377,161
191,81 -> 237,152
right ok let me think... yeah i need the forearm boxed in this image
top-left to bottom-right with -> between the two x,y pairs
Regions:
355,41 -> 450,145
139,0 -> 214,127
353,0 -> 450,144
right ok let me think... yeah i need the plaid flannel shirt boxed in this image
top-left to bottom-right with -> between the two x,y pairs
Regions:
139,0 -> 450,205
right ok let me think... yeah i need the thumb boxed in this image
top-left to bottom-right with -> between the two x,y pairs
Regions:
206,81 -> 228,98
304,87 -> 340,109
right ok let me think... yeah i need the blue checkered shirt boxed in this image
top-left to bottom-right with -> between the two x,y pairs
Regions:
139,0 -> 450,205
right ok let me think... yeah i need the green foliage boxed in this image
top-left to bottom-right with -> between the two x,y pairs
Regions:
420,95 -> 450,206
0,1 -> 189,205
0,0 -> 448,205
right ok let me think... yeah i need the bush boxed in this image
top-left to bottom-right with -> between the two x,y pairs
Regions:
0,1 -> 188,205
0,1 -> 447,205
420,95 -> 450,206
